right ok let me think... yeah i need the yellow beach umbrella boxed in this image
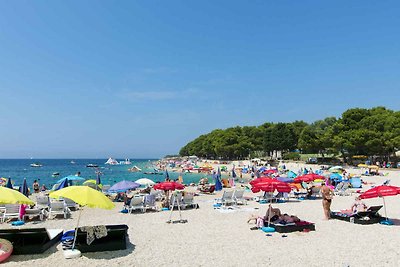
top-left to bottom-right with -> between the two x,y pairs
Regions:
0,187 -> 34,205
50,186 -> 115,255
49,186 -> 114,209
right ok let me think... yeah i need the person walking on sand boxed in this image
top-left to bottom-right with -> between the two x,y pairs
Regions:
320,182 -> 334,220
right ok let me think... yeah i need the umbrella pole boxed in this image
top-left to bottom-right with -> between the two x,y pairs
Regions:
383,197 -> 388,221
267,197 -> 272,227
72,207 -> 83,250
167,191 -> 174,223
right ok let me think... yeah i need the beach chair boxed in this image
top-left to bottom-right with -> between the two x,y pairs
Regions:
0,204 -> 5,213
214,190 -> 234,206
36,195 -> 50,210
232,189 -> 247,205
170,192 -> 183,209
63,198 -> 78,210
48,201 -> 70,219
311,187 -> 321,198
181,193 -> 196,209
23,208 -> 45,221
337,182 -> 351,196
1,204 -> 21,223
144,194 -> 158,212
102,185 -> 111,193
128,196 -> 145,213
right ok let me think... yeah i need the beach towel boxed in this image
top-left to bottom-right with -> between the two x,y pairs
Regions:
80,226 -> 108,245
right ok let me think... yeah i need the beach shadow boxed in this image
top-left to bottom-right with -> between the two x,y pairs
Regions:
8,243 -> 59,263
83,240 -> 135,260
386,218 -> 400,226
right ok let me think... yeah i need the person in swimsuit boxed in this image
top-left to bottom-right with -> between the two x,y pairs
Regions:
351,196 -> 367,213
32,180 -> 40,193
320,182 -> 333,220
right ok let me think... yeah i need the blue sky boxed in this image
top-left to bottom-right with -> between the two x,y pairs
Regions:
0,1 -> 399,158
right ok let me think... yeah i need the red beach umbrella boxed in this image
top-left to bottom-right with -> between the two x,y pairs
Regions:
251,179 -> 291,193
263,169 -> 278,175
360,185 -> 400,222
249,177 -> 277,186
360,185 -> 400,199
251,178 -> 291,228
153,181 -> 185,191
293,174 -> 324,183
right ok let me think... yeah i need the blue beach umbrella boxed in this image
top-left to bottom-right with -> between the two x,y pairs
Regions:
277,176 -> 293,183
287,171 -> 297,178
20,178 -> 29,196
6,178 -> 13,189
215,168 -> 222,191
330,173 -> 342,182
165,169 -> 170,180
57,175 -> 85,184
56,178 -> 69,191
232,165 -> 237,178
108,180 -> 140,193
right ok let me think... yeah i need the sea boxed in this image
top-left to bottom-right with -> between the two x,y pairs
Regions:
0,159 -> 212,191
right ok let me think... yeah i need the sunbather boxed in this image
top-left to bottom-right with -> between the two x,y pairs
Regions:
351,196 -> 367,213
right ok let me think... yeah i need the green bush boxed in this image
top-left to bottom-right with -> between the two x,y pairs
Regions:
283,152 -> 301,160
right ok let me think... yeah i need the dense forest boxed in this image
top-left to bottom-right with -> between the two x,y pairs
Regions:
179,107 -> 400,162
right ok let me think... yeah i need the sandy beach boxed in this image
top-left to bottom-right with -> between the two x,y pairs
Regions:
2,163 -> 400,267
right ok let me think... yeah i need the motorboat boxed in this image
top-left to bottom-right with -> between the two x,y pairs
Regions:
86,164 -> 99,168
52,172 -> 60,177
70,160 -> 76,164
30,163 -> 43,167
120,159 -> 132,165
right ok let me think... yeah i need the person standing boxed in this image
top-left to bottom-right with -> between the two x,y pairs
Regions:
320,182 -> 334,220
33,180 -> 40,193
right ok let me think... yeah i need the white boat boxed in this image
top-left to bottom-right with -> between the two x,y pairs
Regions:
70,160 -> 76,164
120,159 -> 132,165
30,163 -> 43,167
105,157 -> 119,165
128,166 -> 142,172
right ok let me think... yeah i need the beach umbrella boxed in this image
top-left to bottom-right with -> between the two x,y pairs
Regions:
135,178 -> 155,186
57,175 -> 85,184
294,174 -> 324,183
165,169 -> 170,180
49,186 -> 115,252
360,185 -> 400,223
277,176 -> 293,183
56,178 -> 69,191
287,171 -> 297,178
215,167 -> 222,191
96,172 -> 101,185
6,178 -> 13,189
263,169 -> 277,175
330,173 -> 342,182
251,179 -> 291,228
108,180 -> 140,192
249,177 -> 277,186
19,178 -> 29,197
153,181 -> 184,191
0,186 -> 34,205
328,166 -> 343,173
232,166 -> 237,178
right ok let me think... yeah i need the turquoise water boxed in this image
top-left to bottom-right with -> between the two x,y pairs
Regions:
0,159 -> 212,191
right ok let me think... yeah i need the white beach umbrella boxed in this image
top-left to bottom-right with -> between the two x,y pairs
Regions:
135,178 -> 155,186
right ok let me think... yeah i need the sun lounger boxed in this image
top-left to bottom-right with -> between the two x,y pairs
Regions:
1,204 -> 20,223
271,221 -> 316,233
35,195 -> 50,210
24,208 -> 45,221
232,189 -> 247,205
128,196 -> 145,213
181,193 -> 197,209
74,225 -> 129,253
48,201 -> 71,219
144,194 -> 158,212
0,228 -> 63,254
214,190 -> 234,206
63,198 -> 78,210
330,205 -> 384,225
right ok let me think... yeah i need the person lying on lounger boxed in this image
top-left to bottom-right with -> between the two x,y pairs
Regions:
351,196 -> 367,213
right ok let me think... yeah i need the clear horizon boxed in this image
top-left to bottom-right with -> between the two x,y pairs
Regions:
0,1 -> 399,158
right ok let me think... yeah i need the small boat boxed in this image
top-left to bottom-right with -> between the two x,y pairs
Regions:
120,159 -> 132,165
52,172 -> 60,177
86,164 -> 99,168
70,160 -> 76,164
30,163 -> 43,167
128,166 -> 142,172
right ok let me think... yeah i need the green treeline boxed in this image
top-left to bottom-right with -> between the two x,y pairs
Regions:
179,107 -> 400,162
